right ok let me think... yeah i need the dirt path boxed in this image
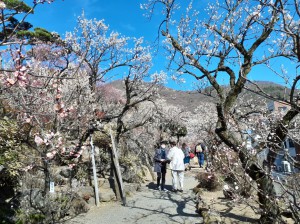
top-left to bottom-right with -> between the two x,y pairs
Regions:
66,169 -> 202,224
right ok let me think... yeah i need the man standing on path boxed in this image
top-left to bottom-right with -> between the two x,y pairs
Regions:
153,141 -> 169,191
167,141 -> 185,192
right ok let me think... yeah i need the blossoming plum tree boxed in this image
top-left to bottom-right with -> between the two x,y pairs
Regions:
141,0 -> 300,222
0,5 -> 167,221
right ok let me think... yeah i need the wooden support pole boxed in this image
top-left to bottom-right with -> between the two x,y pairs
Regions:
110,128 -> 126,206
90,134 -> 100,206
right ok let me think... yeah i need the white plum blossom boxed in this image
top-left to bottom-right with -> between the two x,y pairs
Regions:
34,135 -> 44,146
151,71 -> 167,83
0,1 -> 6,9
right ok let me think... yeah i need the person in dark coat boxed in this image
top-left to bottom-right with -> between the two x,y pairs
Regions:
153,142 -> 169,191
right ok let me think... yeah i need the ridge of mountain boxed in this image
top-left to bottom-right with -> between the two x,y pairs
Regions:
107,80 -> 213,113
107,80 -> 289,113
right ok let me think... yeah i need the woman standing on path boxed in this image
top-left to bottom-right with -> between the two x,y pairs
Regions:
153,142 -> 169,191
167,141 -> 185,192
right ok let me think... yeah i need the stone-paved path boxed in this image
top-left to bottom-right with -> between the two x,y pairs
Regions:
66,169 -> 203,224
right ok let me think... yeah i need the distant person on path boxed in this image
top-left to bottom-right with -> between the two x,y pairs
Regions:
153,141 -> 169,191
182,143 -> 191,171
167,141 -> 185,192
195,142 -> 205,168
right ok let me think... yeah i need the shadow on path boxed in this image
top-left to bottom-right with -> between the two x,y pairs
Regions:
146,182 -> 173,191
125,184 -> 201,224
219,211 -> 257,223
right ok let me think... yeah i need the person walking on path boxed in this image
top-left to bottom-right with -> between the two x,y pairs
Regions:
182,143 -> 191,171
195,143 -> 205,168
153,142 -> 169,191
167,141 -> 185,192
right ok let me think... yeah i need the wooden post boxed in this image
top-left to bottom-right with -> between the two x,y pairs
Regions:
110,128 -> 126,206
90,134 -> 100,206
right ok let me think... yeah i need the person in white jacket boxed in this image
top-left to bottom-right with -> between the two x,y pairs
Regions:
167,141 -> 185,192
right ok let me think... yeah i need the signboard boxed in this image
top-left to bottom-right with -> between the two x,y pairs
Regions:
50,181 -> 55,193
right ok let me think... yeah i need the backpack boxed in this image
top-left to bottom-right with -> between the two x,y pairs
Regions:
195,144 -> 203,153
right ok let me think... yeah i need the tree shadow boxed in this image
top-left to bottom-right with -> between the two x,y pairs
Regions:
219,211 -> 258,223
124,187 -> 201,224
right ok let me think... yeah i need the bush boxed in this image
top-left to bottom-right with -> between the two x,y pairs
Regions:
15,190 -> 88,223
195,172 -> 221,191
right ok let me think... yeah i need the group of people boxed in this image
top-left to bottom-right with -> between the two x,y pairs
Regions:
153,141 -> 207,192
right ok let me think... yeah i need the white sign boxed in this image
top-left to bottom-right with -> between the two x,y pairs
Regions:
49,182 -> 55,193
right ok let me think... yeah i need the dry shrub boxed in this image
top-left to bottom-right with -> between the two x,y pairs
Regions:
195,172 -> 221,191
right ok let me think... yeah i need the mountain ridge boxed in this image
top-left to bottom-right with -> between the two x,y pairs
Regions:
108,79 -> 290,113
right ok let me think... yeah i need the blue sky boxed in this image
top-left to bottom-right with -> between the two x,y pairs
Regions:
28,0 -> 156,40
24,0 -> 298,91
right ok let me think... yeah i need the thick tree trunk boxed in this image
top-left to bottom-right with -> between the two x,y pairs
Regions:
227,141 -> 281,222
215,108 -> 282,223
257,175 -> 281,223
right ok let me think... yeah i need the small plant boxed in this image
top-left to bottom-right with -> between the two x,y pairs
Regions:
15,210 -> 45,224
195,172 -> 221,191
